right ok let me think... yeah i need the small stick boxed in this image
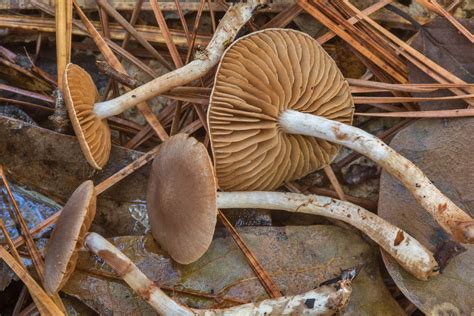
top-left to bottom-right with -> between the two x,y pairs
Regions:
85,232 -> 353,315
217,210 -> 282,298
55,0 -> 68,89
96,60 -> 139,88
0,83 -> 55,104
95,146 -> 161,195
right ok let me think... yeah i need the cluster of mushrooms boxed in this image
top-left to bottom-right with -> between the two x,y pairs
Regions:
40,1 -> 474,314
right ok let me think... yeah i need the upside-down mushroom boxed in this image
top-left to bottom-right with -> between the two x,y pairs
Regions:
207,28 -> 474,244
146,134 -> 438,280
43,180 -> 96,295
63,0 -> 265,169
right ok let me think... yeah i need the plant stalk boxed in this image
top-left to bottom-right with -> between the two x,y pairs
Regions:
93,0 -> 264,119
216,191 -> 438,280
279,109 -> 474,244
85,232 -> 353,315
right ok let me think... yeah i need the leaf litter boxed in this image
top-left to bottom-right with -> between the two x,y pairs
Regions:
0,0 -> 473,314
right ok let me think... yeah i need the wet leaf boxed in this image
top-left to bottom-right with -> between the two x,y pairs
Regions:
379,118 -> 474,314
64,226 -> 404,315
0,116 -> 151,237
408,17 -> 474,110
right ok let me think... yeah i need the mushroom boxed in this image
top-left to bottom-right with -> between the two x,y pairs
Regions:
63,0 -> 264,169
84,231 -> 354,315
38,179 -> 352,314
207,28 -> 474,244
147,134 -> 438,280
43,180 -> 96,295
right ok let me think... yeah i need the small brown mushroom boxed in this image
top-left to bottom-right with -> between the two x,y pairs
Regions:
43,180 -> 96,295
147,134 -> 438,280
63,65 -> 111,169
208,28 -> 474,243
62,0 -> 264,169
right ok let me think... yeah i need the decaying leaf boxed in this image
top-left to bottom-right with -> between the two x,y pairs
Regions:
64,226 -> 404,315
0,58 -> 53,94
379,118 -> 474,314
0,115 -> 150,237
408,18 -> 474,110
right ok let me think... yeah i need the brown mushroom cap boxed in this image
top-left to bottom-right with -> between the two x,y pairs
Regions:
208,29 -> 354,191
64,63 -> 111,169
146,134 -> 218,264
44,180 -> 96,295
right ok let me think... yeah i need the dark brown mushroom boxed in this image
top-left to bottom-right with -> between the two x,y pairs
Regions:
147,134 -> 438,280
43,180 -> 96,295
146,134 -> 217,264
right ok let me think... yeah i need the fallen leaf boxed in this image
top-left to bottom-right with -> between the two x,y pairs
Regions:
408,17 -> 474,110
379,118 -> 474,314
64,226 -> 404,315
0,115 -> 151,237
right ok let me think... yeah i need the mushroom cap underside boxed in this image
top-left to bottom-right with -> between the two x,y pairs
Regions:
146,134 -> 218,264
64,63 -> 111,169
43,180 -> 96,295
208,29 -> 354,191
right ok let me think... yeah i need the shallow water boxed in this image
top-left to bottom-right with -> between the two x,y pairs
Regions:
0,180 -> 61,241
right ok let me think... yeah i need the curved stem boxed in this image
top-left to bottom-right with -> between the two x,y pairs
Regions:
279,109 -> 474,243
93,0 -> 264,119
217,191 -> 438,280
85,232 -> 352,316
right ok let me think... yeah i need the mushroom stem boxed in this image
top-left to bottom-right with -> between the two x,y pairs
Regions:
92,0 -> 264,119
216,191 -> 438,281
279,109 -> 474,244
84,232 -> 353,316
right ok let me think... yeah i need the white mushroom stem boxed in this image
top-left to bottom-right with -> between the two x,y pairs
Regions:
216,191 -> 438,281
279,109 -> 474,244
84,232 -> 352,316
93,0 -> 264,119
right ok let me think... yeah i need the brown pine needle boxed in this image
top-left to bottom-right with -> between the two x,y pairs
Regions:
416,0 -> 474,43
217,211 -> 282,298
0,246 -> 64,316
150,0 -> 183,67
0,166 -> 45,281
341,0 -> 474,107
354,94 -> 474,104
323,165 -> 346,201
356,108 -> 474,118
